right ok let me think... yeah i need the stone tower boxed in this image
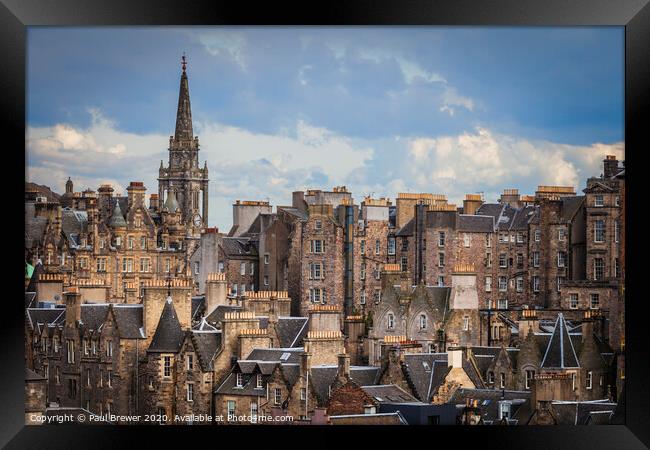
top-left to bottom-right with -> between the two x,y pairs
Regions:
158,54 -> 209,239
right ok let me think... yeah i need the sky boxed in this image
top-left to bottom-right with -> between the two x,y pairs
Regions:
26,27 -> 624,230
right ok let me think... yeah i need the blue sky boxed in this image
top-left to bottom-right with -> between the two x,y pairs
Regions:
26,27 -> 624,230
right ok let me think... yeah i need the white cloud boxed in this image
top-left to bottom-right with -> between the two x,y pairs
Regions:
190,30 -> 247,70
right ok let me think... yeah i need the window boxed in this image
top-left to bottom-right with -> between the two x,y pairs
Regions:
485,276 -> 492,292
532,251 -> 540,268
311,240 -> 324,253
499,253 -> 507,268
218,262 -> 224,272
486,234 -> 491,248
311,262 -> 323,280
79,257 -> 88,269
486,252 -> 492,268
240,284 -> 246,295
500,373 -> 506,389
55,366 -> 60,384
92,340 -> 97,355
240,262 -> 246,276
99,238 -> 105,249
163,258 -> 170,273
115,236 -> 121,247
374,289 -> 381,303
163,356 -> 171,378
463,234 -> 470,247
236,373 -> 243,387
256,374 -> 263,389
250,401 -> 258,423
594,195 -> 603,207
300,388 -> 307,401
586,371 -> 593,390
590,294 -> 600,309
525,370 -> 535,390
438,253 -> 445,268
187,354 -> 194,371
429,343 -> 436,353
274,388 -> 282,405
387,313 -> 395,329
615,258 -> 620,278
569,293 -> 579,309
594,220 -> 605,243
516,253 -> 524,268
534,230 -> 541,242
264,254 -> 270,265
402,238 -> 408,251
99,370 -> 103,387
488,371 -> 495,384
231,284 -> 238,296
438,232 -> 446,247
558,228 -> 566,241
53,336 -> 60,353
499,400 -> 511,419
615,196 -> 620,206
106,340 -> 113,357
359,262 -> 366,280
437,275 -> 444,287
388,237 -> 396,255
516,276 -> 523,293
516,232 -> 524,243
532,276 -> 540,292
419,314 -> 427,330
193,261 -> 199,275
498,298 -> 508,310
373,265 -> 380,280
360,290 -> 366,305
375,239 -> 381,255
250,262 -> 255,275
107,370 -> 112,388
140,236 -> 146,249
593,258 -> 604,281
140,258 -> 150,273
557,276 -> 565,292
557,251 -> 567,268
187,383 -> 194,402
68,378 -> 77,399
148,376 -> 154,389
499,233 -> 507,244
128,236 -> 134,249
66,340 -> 74,363
463,316 -> 469,331
615,220 -> 620,243
309,288 -> 325,303
315,219 -> 322,230
498,277 -> 507,292
83,339 -> 89,356
263,276 -> 269,286
96,258 -> 106,272
227,400 -> 236,417
360,240 -> 366,255
401,257 -> 408,272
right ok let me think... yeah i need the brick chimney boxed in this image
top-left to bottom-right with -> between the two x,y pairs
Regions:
237,328 -> 271,359
127,182 -> 146,210
603,155 -> 619,178
337,353 -> 351,380
300,351 -> 312,378
205,273 -> 228,315
499,188 -> 521,208
463,194 -> 484,215
64,288 -> 81,327
518,308 -> 539,339
149,193 -> 159,210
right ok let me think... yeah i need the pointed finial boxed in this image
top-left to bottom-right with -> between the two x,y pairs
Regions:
181,52 -> 187,73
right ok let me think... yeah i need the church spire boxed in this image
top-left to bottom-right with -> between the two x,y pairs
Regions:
174,53 -> 193,141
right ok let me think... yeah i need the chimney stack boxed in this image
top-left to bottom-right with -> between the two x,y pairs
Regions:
603,155 -> 619,178
64,288 -> 82,327
205,273 -> 228,315
149,193 -> 159,210
337,353 -> 351,380
463,194 -> 484,215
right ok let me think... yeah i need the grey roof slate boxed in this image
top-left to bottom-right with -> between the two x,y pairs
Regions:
457,214 -> 494,233
109,201 -> 127,228
551,400 -> 617,425
402,353 -> 449,402
191,330 -> 221,371
309,366 -> 380,404
112,305 -> 144,339
361,384 -> 419,404
450,388 -> 533,424
276,317 -> 309,348
395,218 -> 415,237
148,299 -> 185,353
26,367 -> 46,381
221,237 -> 258,258
245,348 -> 303,363
561,196 -> 585,222
205,304 -> 242,327
540,313 -> 580,369
191,295 -> 205,320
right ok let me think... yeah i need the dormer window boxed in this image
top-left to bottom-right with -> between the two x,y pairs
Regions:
256,374 -> 263,389
586,371 -> 593,390
498,400 -> 511,419
314,219 -> 322,230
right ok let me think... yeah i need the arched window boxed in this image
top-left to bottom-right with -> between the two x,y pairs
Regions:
387,313 -> 395,330
419,314 -> 427,330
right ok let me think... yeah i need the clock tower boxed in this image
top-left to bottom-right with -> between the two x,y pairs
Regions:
158,54 -> 209,239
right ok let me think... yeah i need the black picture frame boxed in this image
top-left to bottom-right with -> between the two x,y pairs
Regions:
2,0 -> 648,448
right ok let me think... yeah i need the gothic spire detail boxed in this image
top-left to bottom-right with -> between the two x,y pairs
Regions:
174,53 -> 193,141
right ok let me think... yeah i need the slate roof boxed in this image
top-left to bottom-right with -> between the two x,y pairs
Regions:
395,218 -> 415,237
245,348 -> 304,363
191,330 -> 221,371
148,298 -> 185,353
401,353 -> 449,402
457,214 -> 494,233
191,295 -> 205,320
309,366 -> 381,404
220,237 -> 258,258
510,205 -> 538,230
109,201 -> 127,228
25,292 -> 37,309
275,317 -> 309,348
423,286 -> 451,312
26,368 -> 46,381
61,208 -> 88,237
540,313 -> 580,369
476,203 -> 505,221
79,304 -> 110,331
561,196 -> 585,222
27,307 -> 66,332
205,304 -> 242,328
112,305 -> 144,339
25,262 -> 43,295
278,207 -> 309,221
449,388 -> 533,425
361,384 -> 420,404
25,204 -> 48,249
550,400 -> 617,425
